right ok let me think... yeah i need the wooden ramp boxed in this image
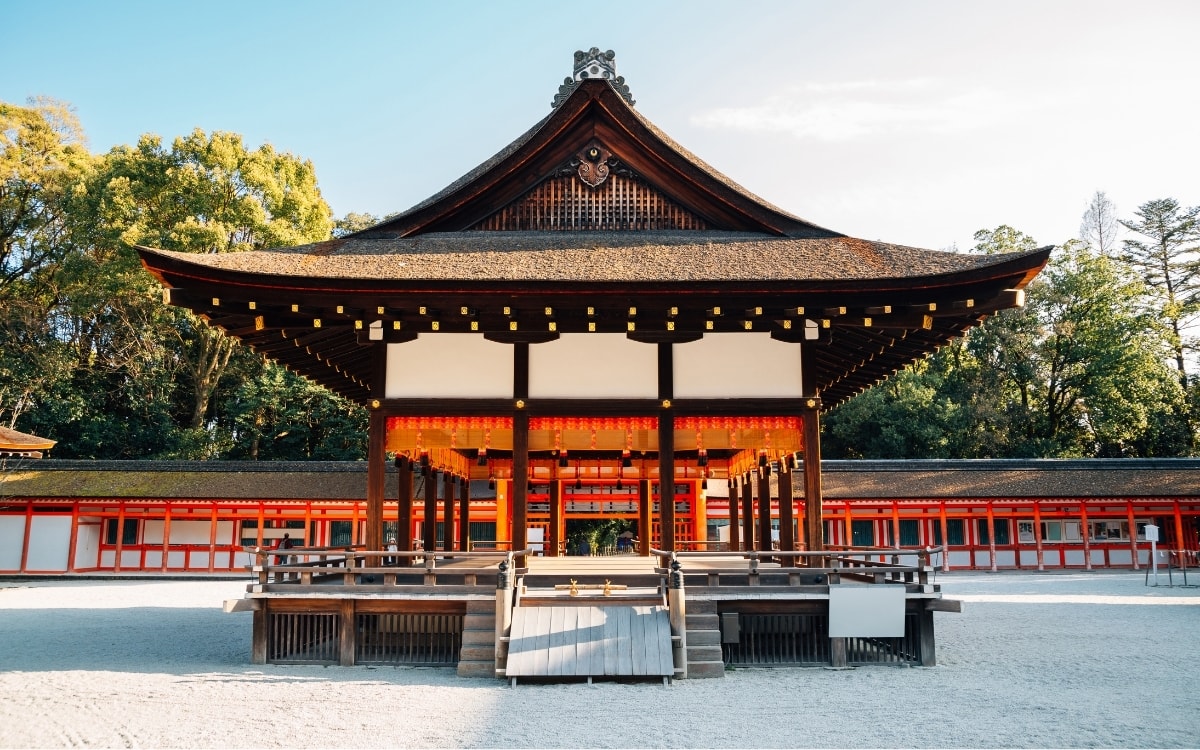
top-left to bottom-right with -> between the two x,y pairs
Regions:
504,605 -> 675,684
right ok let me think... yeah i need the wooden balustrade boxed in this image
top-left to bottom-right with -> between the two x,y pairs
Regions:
247,547 -> 523,589
649,547 -> 942,588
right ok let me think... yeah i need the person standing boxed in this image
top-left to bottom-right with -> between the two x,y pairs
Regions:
275,533 -> 294,566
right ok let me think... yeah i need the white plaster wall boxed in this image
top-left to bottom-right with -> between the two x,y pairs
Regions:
1109,549 -> 1132,565
674,333 -> 803,398
386,335 -> 513,398
74,522 -> 100,569
27,516 -> 71,571
529,334 -> 657,398
0,516 -> 26,570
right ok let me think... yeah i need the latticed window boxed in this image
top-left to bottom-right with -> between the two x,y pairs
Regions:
473,172 -> 708,231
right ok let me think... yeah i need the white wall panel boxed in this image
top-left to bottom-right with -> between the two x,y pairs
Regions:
386,336 -> 513,398
674,333 -> 802,398
75,523 -> 100,569
27,516 -> 71,571
529,334 -> 657,398
0,517 -> 25,569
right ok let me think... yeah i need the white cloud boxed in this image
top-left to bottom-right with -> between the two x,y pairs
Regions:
691,79 -> 1022,142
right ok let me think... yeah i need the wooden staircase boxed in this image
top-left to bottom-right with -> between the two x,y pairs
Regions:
682,599 -> 725,678
456,599 -> 497,677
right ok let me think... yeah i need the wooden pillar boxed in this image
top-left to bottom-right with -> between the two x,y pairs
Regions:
728,477 -> 741,552
693,479 -> 708,549
986,501 -> 998,572
366,408 -> 387,553
512,411 -> 529,563
741,471 -> 755,552
252,603 -> 268,664
1033,501 -> 1045,571
458,474 -> 471,552
113,504 -> 125,573
844,501 -> 853,547
338,598 -> 356,666
638,479 -> 652,556
778,459 -> 795,565
495,479 -> 510,550
442,470 -> 455,551
67,501 -> 80,574
1126,500 -> 1141,570
938,505 -> 949,571
1172,500 -> 1185,553
659,411 -> 676,552
422,467 -> 437,556
918,607 -> 937,666
549,480 -> 562,557
160,506 -> 171,573
1080,500 -> 1092,571
397,457 -> 414,565
801,402 -> 824,553
207,502 -> 218,573
757,464 -> 772,553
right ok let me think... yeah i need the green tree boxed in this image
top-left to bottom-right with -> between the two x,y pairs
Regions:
222,360 -> 366,460
1025,241 -> 1186,456
1119,198 -> 1200,387
0,99 -> 95,428
334,212 -> 378,237
95,129 -> 334,438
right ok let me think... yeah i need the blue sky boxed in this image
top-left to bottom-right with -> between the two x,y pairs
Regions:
4,0 -> 1198,251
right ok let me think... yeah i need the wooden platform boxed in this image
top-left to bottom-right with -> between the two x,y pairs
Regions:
503,605 -> 675,683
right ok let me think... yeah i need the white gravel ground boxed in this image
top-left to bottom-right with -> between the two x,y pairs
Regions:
1,570 -> 1197,749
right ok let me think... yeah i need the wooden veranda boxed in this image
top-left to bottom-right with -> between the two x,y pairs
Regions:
232,544 -> 957,679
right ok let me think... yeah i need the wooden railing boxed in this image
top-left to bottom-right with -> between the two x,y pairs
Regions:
650,547 -> 943,587
247,546 -> 520,588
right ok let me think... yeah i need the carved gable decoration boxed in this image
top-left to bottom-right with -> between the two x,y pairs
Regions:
472,142 -> 709,231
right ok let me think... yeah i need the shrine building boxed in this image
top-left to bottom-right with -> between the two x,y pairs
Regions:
135,49 -> 1050,559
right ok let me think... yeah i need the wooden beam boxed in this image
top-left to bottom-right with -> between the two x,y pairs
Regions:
458,473 -> 471,552
512,411 -> 529,564
659,410 -> 675,551
397,457 -> 414,565
422,467 -> 437,555
802,403 -> 824,553
741,471 -> 755,552
757,464 -> 772,553
549,480 -> 562,557
638,478 -> 652,556
778,457 -> 795,564
728,475 -> 741,552
443,470 -> 455,551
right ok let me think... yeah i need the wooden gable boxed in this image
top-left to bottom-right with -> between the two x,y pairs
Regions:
361,78 -> 836,239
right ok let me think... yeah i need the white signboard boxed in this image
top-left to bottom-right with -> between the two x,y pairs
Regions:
828,585 -> 906,638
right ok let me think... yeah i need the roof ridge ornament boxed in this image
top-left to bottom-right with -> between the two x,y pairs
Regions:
552,48 -> 635,109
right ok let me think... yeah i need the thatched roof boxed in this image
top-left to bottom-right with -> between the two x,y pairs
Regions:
4,460 -> 1198,502
0,426 -> 56,458
136,58 -> 1049,407
140,232 -> 1031,285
